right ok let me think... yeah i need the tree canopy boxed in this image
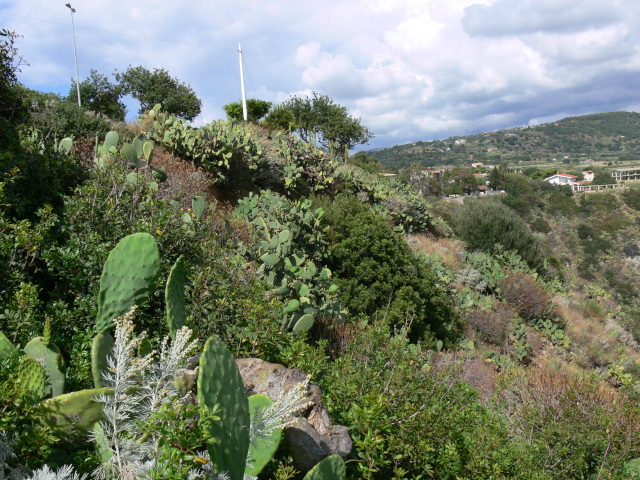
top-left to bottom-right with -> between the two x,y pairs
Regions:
115,66 -> 201,121
268,92 -> 373,156
223,98 -> 272,123
67,69 -> 125,121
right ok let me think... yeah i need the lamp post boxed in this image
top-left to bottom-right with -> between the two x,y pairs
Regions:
66,3 -> 81,107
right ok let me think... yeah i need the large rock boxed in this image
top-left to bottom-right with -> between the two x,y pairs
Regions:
235,358 -> 352,472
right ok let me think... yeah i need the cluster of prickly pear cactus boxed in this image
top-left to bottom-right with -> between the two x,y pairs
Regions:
198,337 -> 250,480
54,136 -> 73,155
236,190 -> 346,333
93,130 -> 168,187
143,106 -> 264,184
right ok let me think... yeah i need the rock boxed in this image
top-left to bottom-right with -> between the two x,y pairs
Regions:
235,358 -> 352,472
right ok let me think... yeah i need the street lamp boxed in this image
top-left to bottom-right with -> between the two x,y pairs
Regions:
66,3 -> 81,107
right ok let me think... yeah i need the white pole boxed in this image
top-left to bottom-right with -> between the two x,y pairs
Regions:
238,43 -> 247,121
66,3 -> 81,107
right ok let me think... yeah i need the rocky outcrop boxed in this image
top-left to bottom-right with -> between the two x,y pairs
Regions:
235,358 -> 352,472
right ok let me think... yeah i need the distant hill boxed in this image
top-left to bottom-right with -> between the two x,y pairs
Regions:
369,111 -> 640,170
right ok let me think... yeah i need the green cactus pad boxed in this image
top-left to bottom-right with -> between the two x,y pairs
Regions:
37,387 -> 113,446
126,172 -> 142,185
143,141 -> 154,162
133,136 -> 144,159
166,256 -> 186,340
198,337 -> 250,480
192,196 -> 206,220
292,313 -> 315,333
0,330 -> 16,361
58,137 -> 73,155
151,166 -> 167,183
24,337 -> 66,398
96,233 -> 161,334
18,356 -> 46,403
302,455 -> 346,480
245,394 -> 281,476
103,131 -> 119,151
91,333 -> 114,389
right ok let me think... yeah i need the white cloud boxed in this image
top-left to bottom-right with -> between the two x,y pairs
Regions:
2,0 -> 640,149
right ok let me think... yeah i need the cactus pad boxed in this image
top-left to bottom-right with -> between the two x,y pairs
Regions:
0,330 -> 16,361
18,356 -> 46,403
165,255 -> 186,340
91,333 -> 114,388
302,455 -> 346,480
245,394 -> 281,476
37,387 -> 113,446
192,196 -> 206,220
103,131 -> 119,151
24,337 -> 66,398
96,233 -> 161,334
198,337 -> 250,480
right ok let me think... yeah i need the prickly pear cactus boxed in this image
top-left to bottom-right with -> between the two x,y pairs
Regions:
165,255 -> 186,340
57,137 -> 73,155
120,143 -> 137,165
192,196 -> 206,220
37,387 -> 113,446
18,356 -> 46,403
23,337 -> 66,398
103,131 -> 119,151
0,330 -> 16,360
245,394 -> 282,476
95,233 -> 161,334
198,337 -> 250,480
303,455 -> 346,480
91,333 -> 114,388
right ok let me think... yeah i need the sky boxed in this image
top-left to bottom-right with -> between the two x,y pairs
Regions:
2,0 -> 640,151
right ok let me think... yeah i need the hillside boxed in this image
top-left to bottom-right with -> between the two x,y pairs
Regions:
370,111 -> 640,170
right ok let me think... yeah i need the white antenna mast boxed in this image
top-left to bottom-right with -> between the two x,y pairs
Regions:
238,43 -> 248,121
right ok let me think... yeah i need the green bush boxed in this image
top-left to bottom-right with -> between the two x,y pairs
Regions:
313,194 -> 460,344
455,198 -> 544,271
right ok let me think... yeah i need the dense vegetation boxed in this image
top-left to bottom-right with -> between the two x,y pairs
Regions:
370,111 -> 640,169
2,30 -> 640,480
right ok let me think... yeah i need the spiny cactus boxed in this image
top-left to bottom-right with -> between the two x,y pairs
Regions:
198,337 -> 250,480
18,356 -> 46,403
36,387 -> 113,445
23,336 -> 66,398
302,455 -> 346,480
95,233 -> 161,334
192,195 -> 206,220
165,255 -> 186,340
91,333 -> 114,389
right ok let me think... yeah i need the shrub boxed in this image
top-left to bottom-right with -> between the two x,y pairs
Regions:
499,273 -> 553,322
313,194 -> 460,344
496,367 -> 640,478
455,198 -> 544,271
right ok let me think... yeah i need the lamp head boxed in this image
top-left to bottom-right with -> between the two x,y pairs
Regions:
65,3 -> 76,12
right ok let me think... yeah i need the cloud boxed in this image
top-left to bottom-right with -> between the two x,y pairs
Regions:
2,0 -> 640,150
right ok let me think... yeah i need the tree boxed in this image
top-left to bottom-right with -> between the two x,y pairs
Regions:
222,98 -> 271,123
67,69 -> 125,121
262,103 -> 296,131
0,30 -> 28,147
276,92 -> 373,156
455,198 -> 544,270
115,66 -> 201,121
591,168 -> 613,185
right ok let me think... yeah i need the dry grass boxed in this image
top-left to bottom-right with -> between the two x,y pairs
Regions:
407,234 -> 464,272
309,315 -> 359,360
558,301 -> 618,368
